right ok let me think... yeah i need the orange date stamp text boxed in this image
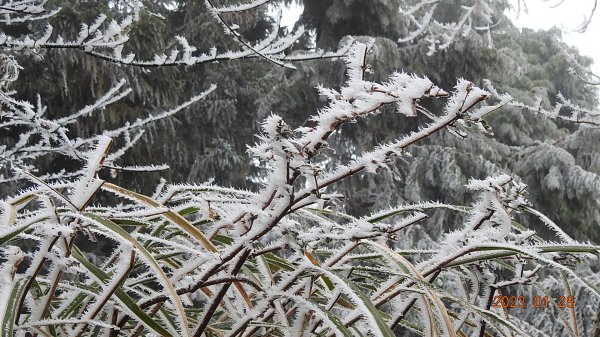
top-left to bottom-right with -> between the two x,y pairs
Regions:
492,295 -> 575,309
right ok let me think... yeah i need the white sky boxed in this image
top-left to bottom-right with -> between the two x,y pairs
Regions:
279,1 -> 600,74
506,0 -> 600,75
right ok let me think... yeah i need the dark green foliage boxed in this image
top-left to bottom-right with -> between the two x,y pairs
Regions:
3,0 -> 290,195
4,0 -> 599,243
2,1 -> 600,335
276,1 -> 600,247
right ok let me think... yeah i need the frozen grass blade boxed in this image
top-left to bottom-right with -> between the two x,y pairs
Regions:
1,276 -> 30,337
364,242 -> 457,337
334,273 -> 396,337
101,183 -> 217,253
71,246 -> 171,336
83,214 -> 190,337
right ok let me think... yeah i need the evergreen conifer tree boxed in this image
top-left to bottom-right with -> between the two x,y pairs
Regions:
2,1 -> 600,336
270,0 -> 600,245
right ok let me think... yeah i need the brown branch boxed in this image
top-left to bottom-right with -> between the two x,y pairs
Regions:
15,235 -> 61,325
138,266 -> 261,308
477,285 -> 497,337
192,248 -> 251,337
75,250 -> 136,337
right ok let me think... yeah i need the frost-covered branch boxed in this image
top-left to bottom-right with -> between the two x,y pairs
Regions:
0,57 -> 216,185
0,0 -> 59,24
2,33 -> 600,337
564,46 -> 600,86
0,0 -> 350,68
400,0 -> 499,54
485,80 -> 600,127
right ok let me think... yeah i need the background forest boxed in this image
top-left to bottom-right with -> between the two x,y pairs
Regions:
7,0 -> 599,241
2,0 -> 600,336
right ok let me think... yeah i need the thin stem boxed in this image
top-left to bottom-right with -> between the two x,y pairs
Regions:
74,250 -> 136,337
193,248 -> 251,337
16,235 -> 61,325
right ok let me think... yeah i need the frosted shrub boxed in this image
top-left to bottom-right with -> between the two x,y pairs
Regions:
2,38 -> 600,337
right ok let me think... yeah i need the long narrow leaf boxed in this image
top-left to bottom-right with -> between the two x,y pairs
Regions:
71,246 -> 171,336
1,276 -> 30,337
75,217 -> 186,337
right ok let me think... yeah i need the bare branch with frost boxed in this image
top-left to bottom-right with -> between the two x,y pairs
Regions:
399,0 -> 498,55
485,79 -> 600,127
0,0 -> 59,24
3,6 -> 600,333
0,62 -> 216,184
0,0 -> 351,69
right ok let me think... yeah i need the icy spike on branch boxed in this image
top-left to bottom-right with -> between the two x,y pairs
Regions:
399,0 -> 499,54
0,54 -> 22,88
248,115 -> 299,163
296,43 -> 448,159
425,174 -> 532,273
310,78 -> 508,186
212,0 -> 271,13
484,79 -> 600,127
0,0 -> 58,24
68,136 -> 112,211
466,173 -> 531,214
0,0 -> 352,68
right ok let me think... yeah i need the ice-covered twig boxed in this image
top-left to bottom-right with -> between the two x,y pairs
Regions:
0,0 -> 58,24
212,0 -> 271,13
485,80 -> 600,127
399,0 -> 498,55
0,74 -> 215,185
564,47 -> 600,86
0,2 -> 350,68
